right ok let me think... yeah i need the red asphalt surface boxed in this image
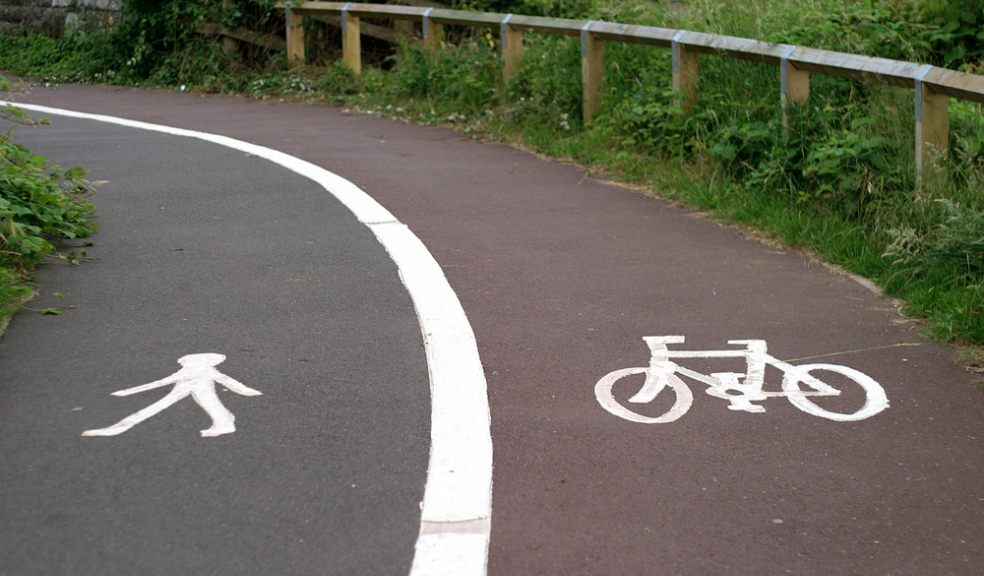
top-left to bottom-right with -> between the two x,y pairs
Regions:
9,84 -> 984,575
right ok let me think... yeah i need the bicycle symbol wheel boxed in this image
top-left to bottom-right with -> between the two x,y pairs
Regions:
781,363 -> 889,422
594,367 -> 694,424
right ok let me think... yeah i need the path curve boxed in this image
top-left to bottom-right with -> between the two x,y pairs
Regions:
6,84 -> 983,576
1,101 -> 494,576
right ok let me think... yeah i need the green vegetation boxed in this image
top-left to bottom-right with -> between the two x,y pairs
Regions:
0,0 -> 982,343
1,79 -> 95,326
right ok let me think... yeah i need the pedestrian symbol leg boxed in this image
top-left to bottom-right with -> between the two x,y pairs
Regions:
82,391 -> 188,436
191,385 -> 237,437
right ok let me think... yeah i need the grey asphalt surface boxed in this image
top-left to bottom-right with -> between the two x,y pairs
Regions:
0,114 -> 430,575
2,83 -> 983,576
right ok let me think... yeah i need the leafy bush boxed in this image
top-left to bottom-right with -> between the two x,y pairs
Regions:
318,61 -> 360,101
504,35 -> 583,130
783,0 -> 984,70
0,31 -> 118,84
0,139 -> 94,264
385,37 -> 500,115
452,0 -> 595,18
1,94 -> 95,323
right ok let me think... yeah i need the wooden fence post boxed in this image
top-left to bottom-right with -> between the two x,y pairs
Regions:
915,66 -> 949,182
285,7 -> 305,64
581,22 -> 604,125
780,49 -> 810,136
222,0 -> 239,56
423,8 -> 443,56
341,6 -> 361,74
500,14 -> 523,85
672,32 -> 698,113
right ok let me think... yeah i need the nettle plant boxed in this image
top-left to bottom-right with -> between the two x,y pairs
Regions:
0,137 -> 94,265
1,82 -> 96,318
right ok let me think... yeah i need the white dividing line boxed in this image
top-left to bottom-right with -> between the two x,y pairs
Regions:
2,101 -> 494,576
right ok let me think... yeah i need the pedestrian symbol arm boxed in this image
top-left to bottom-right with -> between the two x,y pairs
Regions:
216,374 -> 263,396
111,374 -> 180,397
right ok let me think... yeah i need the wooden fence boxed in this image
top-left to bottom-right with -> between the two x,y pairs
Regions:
277,1 -> 984,177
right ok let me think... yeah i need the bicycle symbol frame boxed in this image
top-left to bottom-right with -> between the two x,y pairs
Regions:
595,336 -> 889,424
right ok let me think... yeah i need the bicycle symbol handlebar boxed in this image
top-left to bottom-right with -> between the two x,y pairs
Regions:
595,336 -> 889,424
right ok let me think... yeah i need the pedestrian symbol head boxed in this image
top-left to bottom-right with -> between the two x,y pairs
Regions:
178,353 -> 226,367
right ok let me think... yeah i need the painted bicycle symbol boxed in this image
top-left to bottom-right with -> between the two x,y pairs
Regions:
595,336 -> 889,424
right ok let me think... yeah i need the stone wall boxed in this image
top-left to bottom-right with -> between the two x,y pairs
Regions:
0,0 -> 122,37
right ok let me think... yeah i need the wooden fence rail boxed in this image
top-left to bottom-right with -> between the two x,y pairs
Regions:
278,1 -> 984,178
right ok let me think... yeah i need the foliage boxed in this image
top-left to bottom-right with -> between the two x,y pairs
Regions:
783,0 -> 984,70
0,88 -> 95,324
0,30 -> 117,84
0,1 -> 288,87
1,139 -> 94,264
451,0 -> 595,18
111,0 -> 289,84
384,37 -> 501,115
318,62 -> 360,101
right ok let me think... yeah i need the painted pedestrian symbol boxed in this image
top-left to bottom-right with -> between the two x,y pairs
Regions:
83,353 -> 262,438
595,336 -> 889,424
